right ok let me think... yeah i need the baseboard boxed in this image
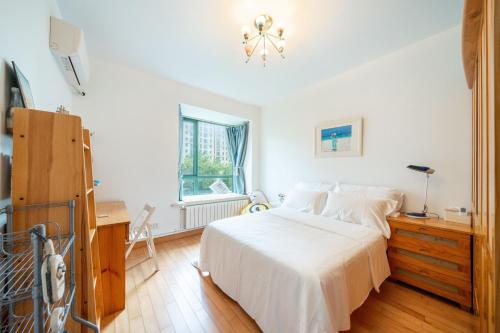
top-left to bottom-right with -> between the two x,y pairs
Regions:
133,228 -> 204,249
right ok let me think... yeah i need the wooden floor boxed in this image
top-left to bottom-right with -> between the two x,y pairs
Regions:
101,235 -> 478,333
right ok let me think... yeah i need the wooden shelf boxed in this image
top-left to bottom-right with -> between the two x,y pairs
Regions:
82,127 -> 103,328
10,108 -> 91,332
90,228 -> 96,242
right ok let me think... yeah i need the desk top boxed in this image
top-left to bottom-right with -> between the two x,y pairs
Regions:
96,201 -> 130,227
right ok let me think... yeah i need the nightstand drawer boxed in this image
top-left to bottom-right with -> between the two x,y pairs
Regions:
390,265 -> 471,306
388,248 -> 470,283
388,221 -> 470,265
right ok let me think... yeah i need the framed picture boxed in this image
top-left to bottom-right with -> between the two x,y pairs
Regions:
315,117 -> 363,157
12,61 -> 35,109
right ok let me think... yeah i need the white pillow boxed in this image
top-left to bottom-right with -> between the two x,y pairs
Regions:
335,183 -> 404,217
282,188 -> 328,214
294,182 -> 333,211
295,181 -> 334,192
321,191 -> 397,238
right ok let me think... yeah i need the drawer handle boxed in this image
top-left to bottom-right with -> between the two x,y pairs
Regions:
419,248 -> 430,253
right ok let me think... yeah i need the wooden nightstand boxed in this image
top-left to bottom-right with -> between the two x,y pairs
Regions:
387,215 -> 473,310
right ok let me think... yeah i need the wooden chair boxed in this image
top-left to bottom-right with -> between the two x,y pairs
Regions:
125,203 -> 159,271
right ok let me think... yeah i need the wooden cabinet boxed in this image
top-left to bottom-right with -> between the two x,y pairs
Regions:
387,216 -> 473,310
96,201 -> 130,315
11,108 -> 102,331
464,0 -> 500,329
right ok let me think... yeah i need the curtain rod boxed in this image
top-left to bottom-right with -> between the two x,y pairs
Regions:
181,115 -> 249,128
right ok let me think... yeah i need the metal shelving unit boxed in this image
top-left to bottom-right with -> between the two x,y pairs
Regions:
0,200 -> 98,333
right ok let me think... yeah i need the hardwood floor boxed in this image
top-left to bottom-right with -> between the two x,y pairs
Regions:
101,235 -> 478,333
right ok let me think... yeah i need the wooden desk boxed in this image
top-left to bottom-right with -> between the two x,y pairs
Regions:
96,201 -> 130,316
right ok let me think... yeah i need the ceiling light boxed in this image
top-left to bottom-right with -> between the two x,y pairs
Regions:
241,14 -> 285,67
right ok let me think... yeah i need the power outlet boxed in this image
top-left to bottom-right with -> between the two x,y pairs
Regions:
151,222 -> 159,230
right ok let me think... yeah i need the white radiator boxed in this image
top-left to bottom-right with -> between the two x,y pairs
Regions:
182,198 -> 249,230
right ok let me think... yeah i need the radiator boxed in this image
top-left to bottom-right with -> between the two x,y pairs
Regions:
182,198 -> 249,230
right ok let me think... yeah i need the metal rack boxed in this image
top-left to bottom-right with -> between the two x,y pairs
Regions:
0,200 -> 98,333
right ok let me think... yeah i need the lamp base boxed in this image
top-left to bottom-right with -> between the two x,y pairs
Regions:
405,212 -> 430,219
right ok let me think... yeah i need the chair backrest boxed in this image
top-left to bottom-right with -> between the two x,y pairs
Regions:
131,203 -> 156,231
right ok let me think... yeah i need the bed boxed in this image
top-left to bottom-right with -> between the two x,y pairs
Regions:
198,206 -> 391,333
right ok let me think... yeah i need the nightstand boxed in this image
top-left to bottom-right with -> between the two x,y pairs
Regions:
386,215 -> 473,310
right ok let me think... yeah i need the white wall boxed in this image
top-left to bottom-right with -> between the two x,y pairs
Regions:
0,0 -> 72,218
72,57 -> 260,235
261,26 -> 471,217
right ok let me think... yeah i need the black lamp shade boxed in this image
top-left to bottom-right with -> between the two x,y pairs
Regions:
407,165 -> 435,174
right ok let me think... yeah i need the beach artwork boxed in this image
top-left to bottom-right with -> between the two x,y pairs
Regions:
315,118 -> 363,157
321,125 -> 352,152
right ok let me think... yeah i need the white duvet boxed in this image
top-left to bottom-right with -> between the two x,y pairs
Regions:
199,207 -> 390,333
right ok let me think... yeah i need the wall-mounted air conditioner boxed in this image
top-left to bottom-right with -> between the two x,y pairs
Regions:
49,17 -> 90,95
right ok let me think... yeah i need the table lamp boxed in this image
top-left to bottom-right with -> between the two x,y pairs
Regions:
406,165 -> 435,218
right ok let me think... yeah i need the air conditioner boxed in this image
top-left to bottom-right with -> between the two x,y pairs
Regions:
49,17 -> 90,95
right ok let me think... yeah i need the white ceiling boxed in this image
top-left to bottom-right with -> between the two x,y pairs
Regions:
58,0 -> 463,106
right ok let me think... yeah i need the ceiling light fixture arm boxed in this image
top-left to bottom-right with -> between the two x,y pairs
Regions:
245,36 -> 263,63
266,35 -> 285,59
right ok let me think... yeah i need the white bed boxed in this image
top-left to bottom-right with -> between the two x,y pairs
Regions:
199,207 -> 390,333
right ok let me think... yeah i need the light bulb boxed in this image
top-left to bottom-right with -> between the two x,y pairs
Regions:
244,44 -> 253,56
255,15 -> 267,30
241,25 -> 250,40
277,26 -> 284,37
241,26 -> 251,35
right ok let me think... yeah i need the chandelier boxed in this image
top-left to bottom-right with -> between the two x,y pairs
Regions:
241,14 -> 285,66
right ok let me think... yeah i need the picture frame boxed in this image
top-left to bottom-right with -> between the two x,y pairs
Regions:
315,117 -> 363,157
12,61 -> 35,109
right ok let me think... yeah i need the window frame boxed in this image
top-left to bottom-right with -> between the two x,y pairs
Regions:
181,117 -> 233,196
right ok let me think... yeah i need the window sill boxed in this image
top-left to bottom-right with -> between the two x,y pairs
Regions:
172,193 -> 249,208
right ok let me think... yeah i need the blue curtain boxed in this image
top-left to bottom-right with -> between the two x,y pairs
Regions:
226,122 -> 249,194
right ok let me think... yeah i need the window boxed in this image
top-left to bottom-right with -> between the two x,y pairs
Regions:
180,117 -> 233,196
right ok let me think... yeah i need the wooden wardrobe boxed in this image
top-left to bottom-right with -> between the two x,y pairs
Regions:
462,0 -> 499,331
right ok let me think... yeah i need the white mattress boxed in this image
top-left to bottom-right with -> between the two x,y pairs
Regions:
199,207 -> 390,333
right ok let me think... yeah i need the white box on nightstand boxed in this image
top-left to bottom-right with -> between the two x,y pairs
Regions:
444,208 -> 471,224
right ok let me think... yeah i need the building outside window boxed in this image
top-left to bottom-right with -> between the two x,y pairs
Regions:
181,117 -> 233,196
